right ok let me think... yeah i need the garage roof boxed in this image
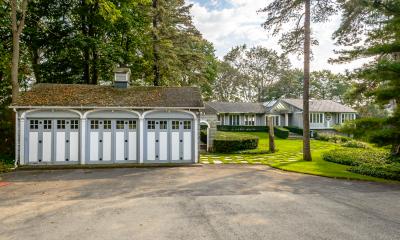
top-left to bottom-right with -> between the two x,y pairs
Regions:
12,84 -> 204,109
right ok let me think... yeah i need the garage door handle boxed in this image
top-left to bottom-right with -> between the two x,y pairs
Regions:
66,140 -> 69,143
99,140 -> 102,143
156,140 -> 159,142
180,140 -> 182,142
38,140 -> 42,143
125,140 -> 128,142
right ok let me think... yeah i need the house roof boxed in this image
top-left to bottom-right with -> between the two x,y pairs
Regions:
12,84 -> 204,109
205,102 -> 266,114
281,98 -> 356,113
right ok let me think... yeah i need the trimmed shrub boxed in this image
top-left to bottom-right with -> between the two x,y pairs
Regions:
342,140 -> 368,149
284,126 -> 303,135
213,132 -> 258,153
322,148 -> 389,166
274,127 -> 289,139
349,163 -> 400,181
217,125 -> 268,132
315,133 -> 350,143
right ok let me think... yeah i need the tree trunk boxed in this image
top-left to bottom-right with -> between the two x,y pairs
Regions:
10,0 -> 28,103
92,48 -> 98,85
268,117 -> 275,153
152,0 -> 161,86
81,0 -> 90,84
303,0 -> 312,161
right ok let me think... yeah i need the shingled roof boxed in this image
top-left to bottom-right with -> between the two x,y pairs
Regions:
281,99 -> 356,113
12,84 -> 204,108
205,102 -> 266,114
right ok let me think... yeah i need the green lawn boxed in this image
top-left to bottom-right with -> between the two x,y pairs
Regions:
201,132 -> 396,182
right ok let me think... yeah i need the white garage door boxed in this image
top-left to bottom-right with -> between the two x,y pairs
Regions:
88,119 -> 138,163
145,120 -> 193,162
27,119 -> 79,164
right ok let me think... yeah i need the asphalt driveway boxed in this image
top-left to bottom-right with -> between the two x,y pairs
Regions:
1,165 -> 399,240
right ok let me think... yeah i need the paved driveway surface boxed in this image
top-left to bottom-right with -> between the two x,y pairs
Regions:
1,165 -> 400,240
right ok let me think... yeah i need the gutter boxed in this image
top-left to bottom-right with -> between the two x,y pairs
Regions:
10,106 -> 205,110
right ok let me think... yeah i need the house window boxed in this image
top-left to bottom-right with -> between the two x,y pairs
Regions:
128,120 -> 137,130
30,120 -> 39,129
172,121 -> 180,130
218,114 -> 225,125
184,121 -> 191,129
90,120 -> 99,129
43,120 -> 52,130
244,115 -> 255,126
70,120 -> 79,129
147,121 -> 156,130
229,115 -> 240,126
267,116 -> 280,126
341,113 -> 355,123
103,120 -> 111,130
57,120 -> 66,129
159,121 -> 167,130
310,113 -> 324,124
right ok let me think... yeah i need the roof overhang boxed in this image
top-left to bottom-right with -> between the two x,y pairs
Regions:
10,106 -> 205,110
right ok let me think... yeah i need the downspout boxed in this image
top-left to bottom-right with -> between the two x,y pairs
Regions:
13,108 -> 19,169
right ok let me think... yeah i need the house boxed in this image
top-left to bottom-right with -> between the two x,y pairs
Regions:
11,68 -> 203,166
201,98 -> 357,131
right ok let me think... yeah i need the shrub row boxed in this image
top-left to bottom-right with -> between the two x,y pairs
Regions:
216,125 -> 289,139
322,148 -> 400,180
284,126 -> 303,135
217,125 -> 268,132
315,133 -> 351,143
213,132 -> 259,153
274,127 -> 289,139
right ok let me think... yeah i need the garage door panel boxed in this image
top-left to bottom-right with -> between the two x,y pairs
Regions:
56,132 -> 65,162
28,132 -> 38,163
102,132 -> 112,161
147,132 -> 156,161
183,131 -> 192,161
128,132 -> 137,161
171,132 -> 180,161
159,132 -> 168,161
42,132 -> 52,162
69,132 -> 79,162
90,132 -> 99,161
115,131 -> 125,161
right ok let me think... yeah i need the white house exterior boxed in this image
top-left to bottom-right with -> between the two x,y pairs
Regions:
201,99 -> 357,131
11,77 -> 203,166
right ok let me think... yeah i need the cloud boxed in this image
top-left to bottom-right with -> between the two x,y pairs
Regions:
189,0 -> 367,73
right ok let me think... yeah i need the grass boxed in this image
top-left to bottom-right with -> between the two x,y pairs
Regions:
201,132 -> 398,183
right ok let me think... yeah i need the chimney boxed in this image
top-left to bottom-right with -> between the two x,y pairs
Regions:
113,67 -> 131,88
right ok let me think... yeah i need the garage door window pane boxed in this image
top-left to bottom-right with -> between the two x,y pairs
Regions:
172,121 -> 179,130
128,120 -> 136,129
43,120 -> 52,129
116,120 -> 125,129
103,120 -> 111,129
91,120 -> 99,129
30,120 -> 39,129
184,121 -> 191,129
57,120 -> 66,129
147,121 -> 155,129
70,120 -> 79,129
159,121 -> 167,129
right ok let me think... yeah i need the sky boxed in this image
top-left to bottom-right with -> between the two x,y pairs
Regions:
189,0 -> 366,74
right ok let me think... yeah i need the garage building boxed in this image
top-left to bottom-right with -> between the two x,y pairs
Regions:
11,68 -> 203,165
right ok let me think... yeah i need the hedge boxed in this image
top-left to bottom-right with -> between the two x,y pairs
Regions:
213,132 -> 258,153
217,125 -> 268,132
216,125 -> 289,139
284,126 -> 303,135
322,148 -> 400,180
274,127 -> 289,139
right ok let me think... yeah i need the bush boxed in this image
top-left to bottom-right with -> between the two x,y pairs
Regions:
217,125 -> 268,132
284,126 -> 303,135
274,127 -> 289,139
322,148 -> 400,180
213,132 -> 258,153
315,133 -> 350,143
342,140 -> 368,149
322,148 -> 389,166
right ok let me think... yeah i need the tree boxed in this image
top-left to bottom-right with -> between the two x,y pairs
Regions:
259,0 -> 338,161
263,68 -> 303,101
310,70 -> 351,103
10,0 -> 28,103
333,0 -> 400,156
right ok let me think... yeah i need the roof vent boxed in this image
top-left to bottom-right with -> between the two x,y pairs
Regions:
113,67 -> 131,88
